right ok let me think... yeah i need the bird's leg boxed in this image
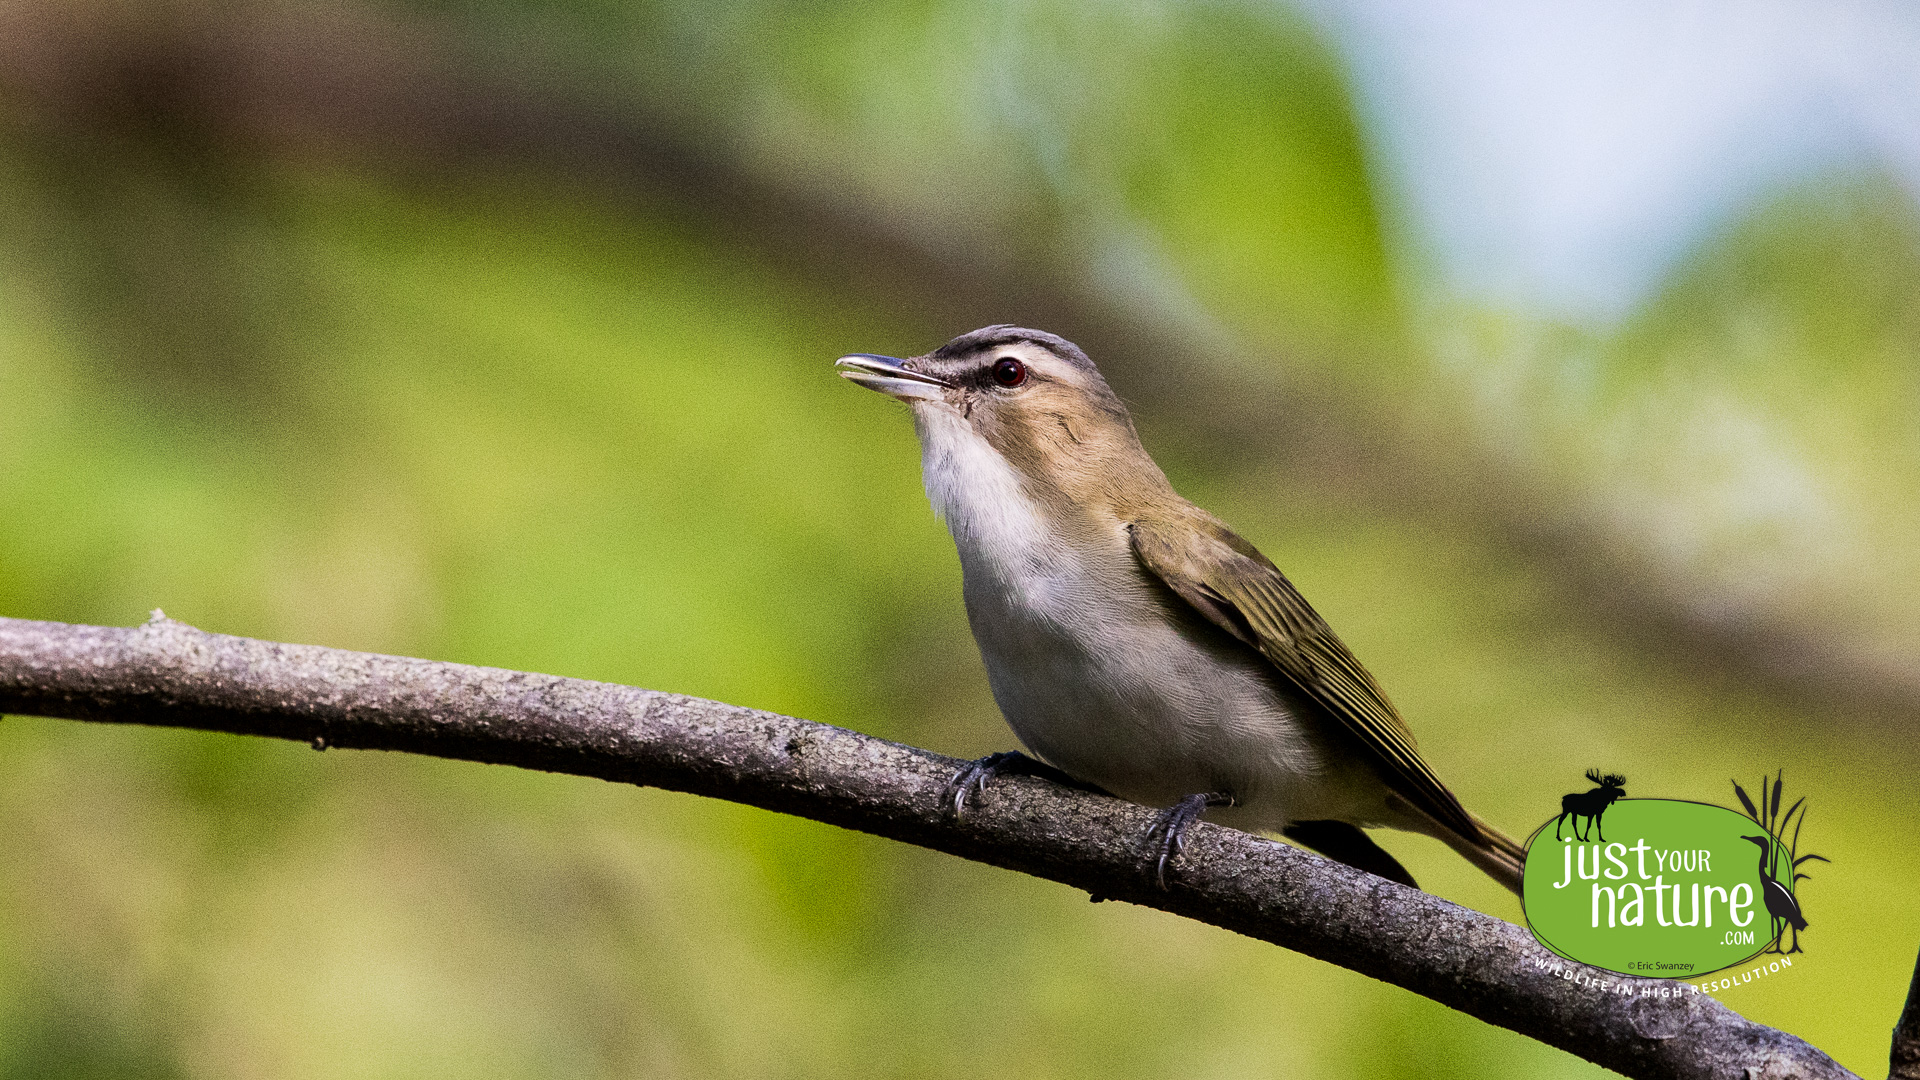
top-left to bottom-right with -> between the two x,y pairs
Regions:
944,751 -> 1109,814
1146,792 -> 1234,889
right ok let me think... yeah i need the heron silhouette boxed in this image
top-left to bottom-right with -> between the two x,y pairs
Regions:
1741,834 -> 1807,954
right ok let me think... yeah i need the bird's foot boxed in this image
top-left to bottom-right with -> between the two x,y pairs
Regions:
1146,792 -> 1234,889
944,751 -> 1103,814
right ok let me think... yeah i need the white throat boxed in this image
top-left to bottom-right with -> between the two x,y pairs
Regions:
910,403 -> 1050,578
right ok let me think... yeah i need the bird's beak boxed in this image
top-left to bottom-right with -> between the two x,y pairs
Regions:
835,353 -> 951,402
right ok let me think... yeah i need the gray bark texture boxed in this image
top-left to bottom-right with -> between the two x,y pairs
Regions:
1891,947 -> 1920,1079
0,613 -> 1858,1080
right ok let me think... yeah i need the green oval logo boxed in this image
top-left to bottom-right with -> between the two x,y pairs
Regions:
1522,799 -> 1785,977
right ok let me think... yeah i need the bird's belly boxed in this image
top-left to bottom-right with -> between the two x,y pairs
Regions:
962,565 -> 1377,828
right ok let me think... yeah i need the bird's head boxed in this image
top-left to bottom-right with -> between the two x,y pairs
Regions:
1741,835 -> 1772,851
836,326 -> 1169,519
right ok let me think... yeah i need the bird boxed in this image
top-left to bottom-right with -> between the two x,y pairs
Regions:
1740,835 -> 1807,953
835,325 -> 1525,895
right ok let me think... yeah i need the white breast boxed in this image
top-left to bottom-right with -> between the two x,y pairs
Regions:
911,405 -> 1359,827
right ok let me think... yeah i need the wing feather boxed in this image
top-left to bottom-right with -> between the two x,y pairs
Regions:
1130,517 -> 1481,842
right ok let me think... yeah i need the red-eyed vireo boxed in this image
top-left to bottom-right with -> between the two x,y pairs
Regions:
836,326 -> 1525,895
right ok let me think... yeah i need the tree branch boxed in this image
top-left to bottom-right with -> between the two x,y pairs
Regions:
1892,945 -> 1920,1079
0,613 -> 1854,1079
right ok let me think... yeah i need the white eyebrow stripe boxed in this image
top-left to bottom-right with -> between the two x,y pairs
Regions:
990,342 -> 1092,388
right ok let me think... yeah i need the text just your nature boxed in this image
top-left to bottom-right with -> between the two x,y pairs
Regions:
1552,837 -> 1755,932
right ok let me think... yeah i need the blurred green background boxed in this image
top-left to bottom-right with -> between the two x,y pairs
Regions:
2,1 -> 1916,1076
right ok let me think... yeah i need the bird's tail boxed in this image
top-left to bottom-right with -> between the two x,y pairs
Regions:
1388,794 -> 1531,897
1448,814 -> 1528,897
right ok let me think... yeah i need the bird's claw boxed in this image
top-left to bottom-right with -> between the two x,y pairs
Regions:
945,752 -> 1113,814
1146,792 -> 1233,889
944,752 -> 1029,814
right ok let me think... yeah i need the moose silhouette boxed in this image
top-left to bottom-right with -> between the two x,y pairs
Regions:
1554,769 -> 1627,842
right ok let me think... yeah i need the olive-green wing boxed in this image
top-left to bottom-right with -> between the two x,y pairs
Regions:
1129,516 -> 1481,842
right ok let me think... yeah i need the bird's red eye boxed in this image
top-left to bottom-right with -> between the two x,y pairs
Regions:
991,358 -> 1028,387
